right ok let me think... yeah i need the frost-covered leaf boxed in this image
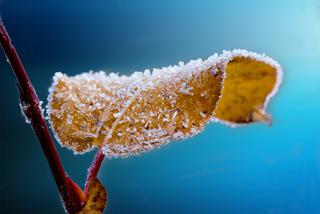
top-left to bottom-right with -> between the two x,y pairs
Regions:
47,49 -> 282,157
76,178 -> 107,214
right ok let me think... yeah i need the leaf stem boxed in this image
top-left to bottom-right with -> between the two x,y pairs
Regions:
84,149 -> 105,195
0,18 -> 85,213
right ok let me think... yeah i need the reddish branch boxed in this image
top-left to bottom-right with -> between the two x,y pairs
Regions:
84,149 -> 105,195
0,19 -> 86,213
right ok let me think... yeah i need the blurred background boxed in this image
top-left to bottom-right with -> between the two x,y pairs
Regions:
0,0 -> 319,213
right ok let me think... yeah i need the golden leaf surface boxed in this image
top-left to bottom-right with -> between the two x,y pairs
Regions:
76,179 -> 107,214
47,50 -> 282,157
214,56 -> 280,125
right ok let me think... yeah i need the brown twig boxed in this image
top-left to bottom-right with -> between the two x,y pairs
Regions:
0,18 -> 85,213
84,149 -> 105,195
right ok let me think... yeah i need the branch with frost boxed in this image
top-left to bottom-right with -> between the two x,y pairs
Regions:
1,15 -> 282,214
0,18 -> 87,214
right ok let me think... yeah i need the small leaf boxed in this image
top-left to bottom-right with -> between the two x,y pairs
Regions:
47,50 -> 282,157
76,178 -> 107,214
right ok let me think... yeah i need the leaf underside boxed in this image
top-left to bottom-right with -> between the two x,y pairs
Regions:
214,56 -> 278,124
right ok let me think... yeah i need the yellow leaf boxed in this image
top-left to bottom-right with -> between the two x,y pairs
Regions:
76,179 -> 107,214
47,50 -> 282,157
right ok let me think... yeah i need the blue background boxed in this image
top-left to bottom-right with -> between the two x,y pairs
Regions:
0,0 -> 319,213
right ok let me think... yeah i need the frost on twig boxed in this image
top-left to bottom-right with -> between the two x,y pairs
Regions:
0,19 -> 86,213
47,49 -> 282,158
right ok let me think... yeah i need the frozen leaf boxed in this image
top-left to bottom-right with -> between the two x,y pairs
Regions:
76,178 -> 107,214
47,49 -> 282,157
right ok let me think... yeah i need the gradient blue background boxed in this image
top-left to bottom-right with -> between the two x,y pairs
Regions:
0,0 -> 319,213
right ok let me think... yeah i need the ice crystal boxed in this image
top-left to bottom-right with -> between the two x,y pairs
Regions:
20,102 -> 31,124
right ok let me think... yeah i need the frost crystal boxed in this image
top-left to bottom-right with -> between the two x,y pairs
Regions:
20,102 -> 31,124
